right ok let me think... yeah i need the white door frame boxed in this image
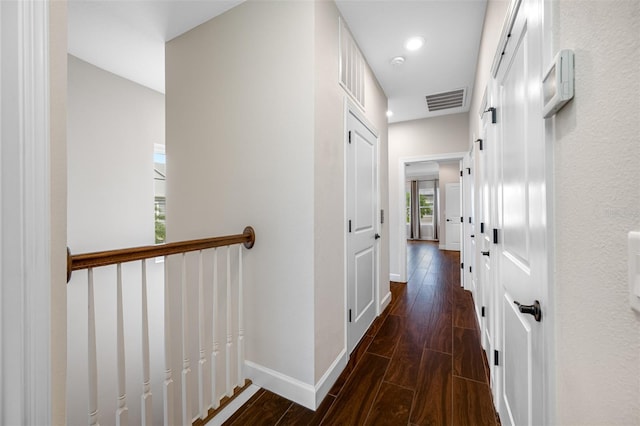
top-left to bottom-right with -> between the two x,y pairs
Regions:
397,152 -> 467,283
344,99 -> 381,354
0,1 -> 54,424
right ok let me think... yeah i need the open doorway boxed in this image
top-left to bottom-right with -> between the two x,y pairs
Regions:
396,153 -> 465,282
405,162 -> 439,242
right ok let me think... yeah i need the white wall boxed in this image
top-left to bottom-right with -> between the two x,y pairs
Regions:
468,0 -> 510,147
166,0 -> 317,404
166,0 -> 389,410
66,55 -> 166,425
313,0 -> 389,387
388,113 -> 468,280
313,0 -> 347,385
552,1 -> 640,423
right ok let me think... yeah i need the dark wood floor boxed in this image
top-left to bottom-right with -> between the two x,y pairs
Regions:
224,241 -> 498,425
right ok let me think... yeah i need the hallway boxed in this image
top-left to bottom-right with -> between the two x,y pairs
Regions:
224,241 -> 498,425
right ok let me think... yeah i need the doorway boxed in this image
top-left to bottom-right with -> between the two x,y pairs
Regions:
405,162 -> 439,242
397,153 -> 466,283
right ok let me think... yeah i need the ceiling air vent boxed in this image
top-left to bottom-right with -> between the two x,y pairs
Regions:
425,88 -> 466,112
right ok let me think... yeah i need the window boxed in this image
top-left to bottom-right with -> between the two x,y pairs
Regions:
419,193 -> 434,223
154,144 -> 166,244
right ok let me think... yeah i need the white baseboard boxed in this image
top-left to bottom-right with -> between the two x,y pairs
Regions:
245,349 -> 347,411
439,243 -> 446,250
380,291 -> 392,313
314,349 -> 347,408
244,361 -> 316,409
389,273 -> 401,282
204,384 -> 261,426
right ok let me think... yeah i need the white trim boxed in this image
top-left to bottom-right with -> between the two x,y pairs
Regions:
398,152 -> 467,282
244,346 -> 348,412
379,291 -> 392,312
203,384 -> 260,426
0,1 -> 52,424
389,273 -> 401,282
314,349 -> 347,408
244,361 -> 316,409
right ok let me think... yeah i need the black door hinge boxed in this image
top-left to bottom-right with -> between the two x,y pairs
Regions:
494,350 -> 499,366
482,306 -> 486,317
480,223 -> 485,234
468,217 -> 472,224
348,220 -> 352,233
460,170 -> 463,177
469,266 -> 472,273
475,138 -> 484,151
467,167 -> 471,175
493,228 -> 499,244
348,131 -> 352,144
348,309 -> 352,322
460,216 -> 463,223
489,107 -> 497,123
461,262 -> 464,269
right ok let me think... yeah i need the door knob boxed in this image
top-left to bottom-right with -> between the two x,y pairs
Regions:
446,219 -> 451,222
481,250 -> 490,257
374,233 -> 381,240
514,300 -> 542,322
470,234 -> 475,238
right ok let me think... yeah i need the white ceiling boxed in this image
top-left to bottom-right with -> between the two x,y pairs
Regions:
68,0 -> 244,93
68,0 -> 487,123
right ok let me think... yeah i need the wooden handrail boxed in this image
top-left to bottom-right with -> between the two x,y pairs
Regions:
67,226 -> 255,282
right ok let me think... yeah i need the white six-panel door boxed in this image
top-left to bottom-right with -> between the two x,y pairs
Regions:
346,110 -> 379,354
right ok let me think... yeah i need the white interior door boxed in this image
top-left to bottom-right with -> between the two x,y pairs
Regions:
462,154 -> 475,294
494,0 -> 547,423
346,110 -> 378,354
445,182 -> 461,251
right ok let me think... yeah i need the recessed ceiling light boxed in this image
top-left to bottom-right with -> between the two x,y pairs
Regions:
405,36 -> 425,51
386,110 -> 394,118
390,56 -> 405,66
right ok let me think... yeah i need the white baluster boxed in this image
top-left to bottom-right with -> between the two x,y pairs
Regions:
210,248 -> 220,410
88,268 -> 100,426
181,253 -> 191,426
162,258 -> 174,426
237,245 -> 244,387
226,246 -> 233,397
141,260 -> 152,426
116,264 -> 129,426
197,251 -> 207,419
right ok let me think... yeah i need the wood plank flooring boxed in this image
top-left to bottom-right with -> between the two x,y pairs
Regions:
223,241 -> 498,425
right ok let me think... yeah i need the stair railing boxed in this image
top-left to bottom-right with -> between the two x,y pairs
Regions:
67,226 -> 255,426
